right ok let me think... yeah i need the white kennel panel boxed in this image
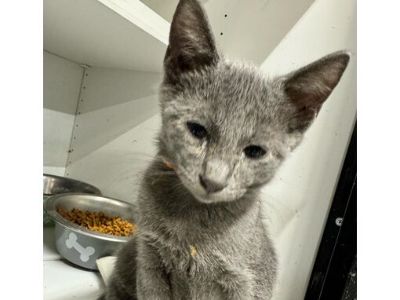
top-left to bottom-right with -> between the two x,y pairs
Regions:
44,0 -> 168,189
141,0 -> 315,66
259,0 -> 356,299
65,68 -> 162,202
44,0 -> 169,72
43,51 -> 84,175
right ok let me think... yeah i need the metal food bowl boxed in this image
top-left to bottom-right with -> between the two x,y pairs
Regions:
45,193 -> 137,270
43,174 -> 102,226
43,174 -> 102,196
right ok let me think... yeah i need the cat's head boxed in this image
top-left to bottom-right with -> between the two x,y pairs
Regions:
158,0 -> 349,204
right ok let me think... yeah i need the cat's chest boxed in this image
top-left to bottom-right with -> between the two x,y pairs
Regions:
141,209 -> 252,278
155,237 -> 227,300
155,233 -> 221,278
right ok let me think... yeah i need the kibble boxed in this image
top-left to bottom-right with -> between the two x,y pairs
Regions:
57,207 -> 136,237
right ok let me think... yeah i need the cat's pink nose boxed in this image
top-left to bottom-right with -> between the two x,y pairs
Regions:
199,175 -> 226,194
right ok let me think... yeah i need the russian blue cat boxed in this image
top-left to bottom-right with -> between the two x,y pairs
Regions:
99,0 -> 349,299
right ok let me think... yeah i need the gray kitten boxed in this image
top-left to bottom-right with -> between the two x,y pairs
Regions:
99,0 -> 350,299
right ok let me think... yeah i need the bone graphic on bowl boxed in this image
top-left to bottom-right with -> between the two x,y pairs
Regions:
65,232 -> 95,262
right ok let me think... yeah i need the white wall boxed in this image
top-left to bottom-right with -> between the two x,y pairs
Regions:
44,0 -> 168,72
141,0 -> 315,66
204,0 -> 316,65
258,0 -> 356,299
66,67 -> 162,201
43,51 -> 83,175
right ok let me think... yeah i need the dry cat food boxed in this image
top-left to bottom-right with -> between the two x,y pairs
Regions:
57,207 -> 136,237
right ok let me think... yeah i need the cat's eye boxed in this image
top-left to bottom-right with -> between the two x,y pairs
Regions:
244,145 -> 267,159
186,122 -> 208,139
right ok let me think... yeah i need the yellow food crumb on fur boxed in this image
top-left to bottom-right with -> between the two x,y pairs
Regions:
190,245 -> 197,257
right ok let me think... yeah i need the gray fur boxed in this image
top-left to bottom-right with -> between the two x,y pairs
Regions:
99,0 -> 349,299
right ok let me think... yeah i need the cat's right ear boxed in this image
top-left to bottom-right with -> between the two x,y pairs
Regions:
281,51 -> 350,133
164,0 -> 219,83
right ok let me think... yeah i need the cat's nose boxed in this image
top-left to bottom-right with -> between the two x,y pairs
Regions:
199,175 -> 226,194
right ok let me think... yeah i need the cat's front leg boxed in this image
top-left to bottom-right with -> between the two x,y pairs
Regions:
217,267 -> 254,300
136,239 -> 171,300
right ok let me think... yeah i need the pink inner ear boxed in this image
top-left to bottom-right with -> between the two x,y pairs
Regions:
164,0 -> 219,82
283,52 -> 350,132
285,83 -> 327,113
284,75 -> 337,133
285,54 -> 350,108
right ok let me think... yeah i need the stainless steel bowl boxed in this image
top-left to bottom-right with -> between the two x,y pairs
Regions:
43,174 -> 102,196
43,174 -> 102,227
45,193 -> 137,270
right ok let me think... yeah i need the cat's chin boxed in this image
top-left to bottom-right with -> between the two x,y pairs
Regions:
190,189 -> 244,204
192,194 -> 228,204
192,195 -> 215,204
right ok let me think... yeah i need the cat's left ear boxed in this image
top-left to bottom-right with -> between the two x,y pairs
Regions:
164,0 -> 219,83
282,51 -> 350,133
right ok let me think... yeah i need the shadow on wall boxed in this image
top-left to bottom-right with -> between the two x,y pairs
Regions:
44,51 -> 83,114
44,50 -> 162,166
68,67 -> 162,163
67,149 -> 157,203
69,92 -> 159,164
